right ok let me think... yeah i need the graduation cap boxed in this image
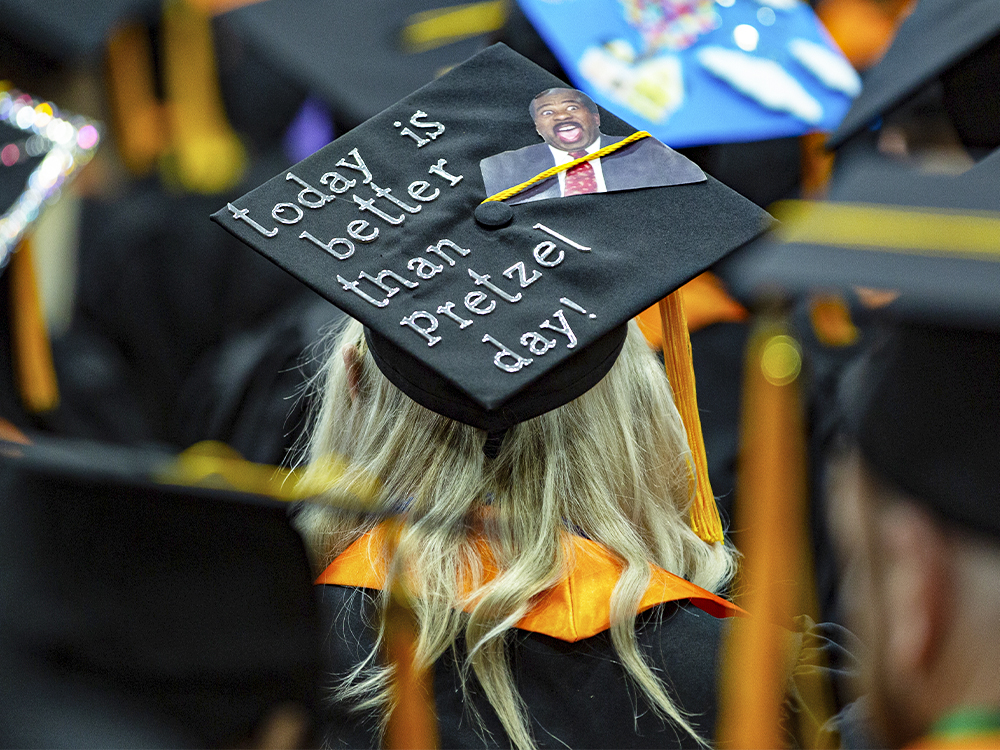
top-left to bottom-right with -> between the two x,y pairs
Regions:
0,86 -> 100,265
721,151 -> 1000,327
0,436 -> 322,747
220,0 -> 508,129
213,43 -> 771,542
827,0 -> 1000,150
721,152 -> 1000,538
0,86 -> 99,423
512,0 -> 859,147
0,0 -> 160,62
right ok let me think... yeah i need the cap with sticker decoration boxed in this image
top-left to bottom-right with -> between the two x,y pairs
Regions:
827,0 -> 1000,150
211,43 -> 771,435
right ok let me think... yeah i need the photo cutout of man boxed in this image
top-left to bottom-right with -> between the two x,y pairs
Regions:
480,87 -> 705,204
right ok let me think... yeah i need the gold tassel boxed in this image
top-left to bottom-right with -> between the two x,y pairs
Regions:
160,0 -> 246,193
716,314 -> 836,749
658,292 -> 723,543
105,23 -> 167,175
9,239 -> 59,413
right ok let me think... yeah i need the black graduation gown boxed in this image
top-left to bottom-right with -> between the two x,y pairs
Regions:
316,584 -> 726,749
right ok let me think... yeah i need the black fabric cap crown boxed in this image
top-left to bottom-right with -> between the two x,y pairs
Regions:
0,437 -> 321,748
827,0 -> 1000,149
221,0 -> 497,129
213,44 -> 770,433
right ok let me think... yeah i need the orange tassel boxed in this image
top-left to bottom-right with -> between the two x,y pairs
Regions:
808,294 -> 860,347
105,23 -> 167,175
9,239 -> 59,413
637,271 -> 747,349
658,292 -> 724,544
800,131 -> 836,200
382,520 -> 440,750
716,315 -> 835,749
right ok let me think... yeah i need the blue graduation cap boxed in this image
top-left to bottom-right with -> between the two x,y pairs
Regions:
517,0 -> 859,147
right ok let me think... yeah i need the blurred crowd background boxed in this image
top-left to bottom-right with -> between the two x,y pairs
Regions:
2,0 -> 999,747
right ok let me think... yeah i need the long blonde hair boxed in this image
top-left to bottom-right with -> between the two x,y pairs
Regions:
295,317 -> 736,749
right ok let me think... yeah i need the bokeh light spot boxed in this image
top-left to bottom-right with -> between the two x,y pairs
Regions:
734,24 -> 760,51
1,144 -> 20,167
77,124 -> 99,150
757,7 -> 776,25
760,335 -> 802,386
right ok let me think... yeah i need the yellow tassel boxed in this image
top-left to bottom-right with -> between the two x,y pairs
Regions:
658,293 -> 723,543
105,23 -> 167,175
401,0 -> 510,53
185,0 -> 267,14
9,239 -> 59,413
160,0 -> 246,193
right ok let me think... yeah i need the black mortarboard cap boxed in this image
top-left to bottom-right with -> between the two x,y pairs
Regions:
0,437 -> 321,747
0,0 -> 160,62
827,0 -> 1000,150
220,0 -> 503,129
721,153 -> 1000,328
212,43 -> 771,434
724,152 -> 1000,538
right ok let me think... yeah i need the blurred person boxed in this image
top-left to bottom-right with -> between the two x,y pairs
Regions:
827,325 -> 1000,749
828,0 -> 1000,170
726,149 -> 1000,748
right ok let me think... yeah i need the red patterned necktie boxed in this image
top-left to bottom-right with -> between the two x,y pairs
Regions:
563,150 -> 598,195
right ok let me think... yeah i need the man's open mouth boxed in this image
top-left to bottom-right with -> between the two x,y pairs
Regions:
554,122 -> 584,144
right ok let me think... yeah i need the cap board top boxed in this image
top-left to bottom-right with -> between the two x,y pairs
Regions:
213,43 -> 771,431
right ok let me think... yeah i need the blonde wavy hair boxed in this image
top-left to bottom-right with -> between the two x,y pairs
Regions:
295,317 -> 737,749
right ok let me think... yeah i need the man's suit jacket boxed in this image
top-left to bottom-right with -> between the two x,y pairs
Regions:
479,134 -> 706,204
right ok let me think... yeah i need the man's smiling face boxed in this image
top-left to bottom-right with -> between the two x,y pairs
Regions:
532,91 -> 601,152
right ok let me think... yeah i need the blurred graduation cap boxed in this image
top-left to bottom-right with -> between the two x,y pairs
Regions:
220,0 -> 509,129
0,86 -> 99,425
0,436 -> 322,748
720,151 -> 1000,539
213,43 -> 772,542
721,150 -> 1000,327
0,87 -> 100,264
511,0 -> 859,147
827,0 -> 1000,150
0,0 -> 160,62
